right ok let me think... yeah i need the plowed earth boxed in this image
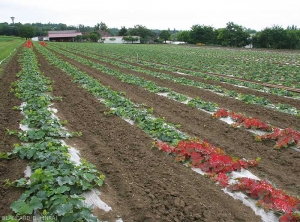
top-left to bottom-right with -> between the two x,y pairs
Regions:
0,46 -> 299,221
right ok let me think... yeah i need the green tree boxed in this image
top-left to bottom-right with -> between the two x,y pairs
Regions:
217,22 -> 250,47
122,36 -> 139,43
57,23 -> 67,30
19,25 -> 35,39
89,33 -> 99,42
78,24 -> 93,33
190,25 -> 215,44
127,25 -> 154,43
75,35 -> 82,42
118,26 -> 127,36
177,31 -> 191,43
99,22 -> 108,31
0,23 -> 12,35
159,30 -> 171,43
253,25 -> 300,49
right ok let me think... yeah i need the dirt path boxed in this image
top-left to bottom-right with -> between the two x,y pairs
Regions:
46,50 -> 300,198
34,49 -> 263,221
0,48 -> 27,217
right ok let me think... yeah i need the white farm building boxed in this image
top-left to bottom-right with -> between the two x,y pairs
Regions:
101,36 -> 140,44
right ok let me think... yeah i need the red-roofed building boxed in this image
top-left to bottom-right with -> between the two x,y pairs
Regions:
48,30 -> 82,42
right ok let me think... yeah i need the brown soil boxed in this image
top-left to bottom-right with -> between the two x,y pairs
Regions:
0,48 -> 27,217
33,49 -> 262,221
62,47 -> 300,129
48,49 -> 300,197
68,47 -> 300,109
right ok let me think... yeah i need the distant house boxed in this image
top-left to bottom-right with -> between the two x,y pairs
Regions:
48,30 -> 82,42
101,36 -> 140,44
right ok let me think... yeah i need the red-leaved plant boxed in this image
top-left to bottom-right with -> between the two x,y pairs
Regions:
155,139 -> 259,187
213,108 -> 300,149
255,127 -> 300,149
228,178 -> 300,221
23,39 -> 33,48
39,41 -> 47,47
213,108 -> 272,131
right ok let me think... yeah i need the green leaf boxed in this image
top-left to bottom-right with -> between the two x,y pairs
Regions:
15,178 -> 27,187
79,179 -> 93,190
29,196 -> 43,210
55,203 -> 73,216
61,214 -> 77,222
26,148 -> 36,159
82,173 -> 95,182
56,176 -> 75,186
11,200 -> 33,215
55,186 -> 70,194
94,179 -> 104,186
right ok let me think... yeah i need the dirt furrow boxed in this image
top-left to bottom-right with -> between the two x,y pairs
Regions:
48,49 -> 300,198
57,47 -> 300,130
0,49 -> 27,217
68,48 -> 300,110
34,49 -> 264,221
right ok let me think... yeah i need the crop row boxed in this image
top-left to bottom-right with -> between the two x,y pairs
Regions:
50,43 -> 300,117
59,43 -> 300,100
36,43 -> 300,221
60,43 -> 300,88
4,44 -> 104,221
47,44 -> 300,150
48,44 -> 218,112
35,43 -> 188,144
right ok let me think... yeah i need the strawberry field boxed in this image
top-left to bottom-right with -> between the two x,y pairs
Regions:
0,41 -> 299,222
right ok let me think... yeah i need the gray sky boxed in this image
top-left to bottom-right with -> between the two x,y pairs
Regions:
1,0 -> 299,31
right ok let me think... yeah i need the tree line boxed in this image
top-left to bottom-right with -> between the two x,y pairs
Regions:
176,22 -> 300,49
1,21 -> 299,49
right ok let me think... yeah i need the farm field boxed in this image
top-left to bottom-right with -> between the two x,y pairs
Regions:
0,41 -> 299,221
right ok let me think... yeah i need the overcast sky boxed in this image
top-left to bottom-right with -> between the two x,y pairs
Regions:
1,0 -> 299,31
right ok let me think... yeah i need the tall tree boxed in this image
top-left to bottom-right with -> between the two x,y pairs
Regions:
177,30 -> 191,43
217,22 -> 250,47
159,30 -> 171,43
19,25 -> 35,39
127,25 -> 154,43
190,25 -> 216,44
253,25 -> 300,49
99,22 -> 108,31
118,26 -> 127,36
89,33 -> 99,42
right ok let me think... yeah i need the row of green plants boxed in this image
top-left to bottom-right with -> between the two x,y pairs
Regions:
60,43 -> 300,88
48,44 -> 300,150
3,43 -> 105,221
47,44 -> 219,113
37,43 -> 300,221
35,43 -> 188,144
60,43 -> 300,100
51,43 -> 300,116
125,56 -> 300,99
